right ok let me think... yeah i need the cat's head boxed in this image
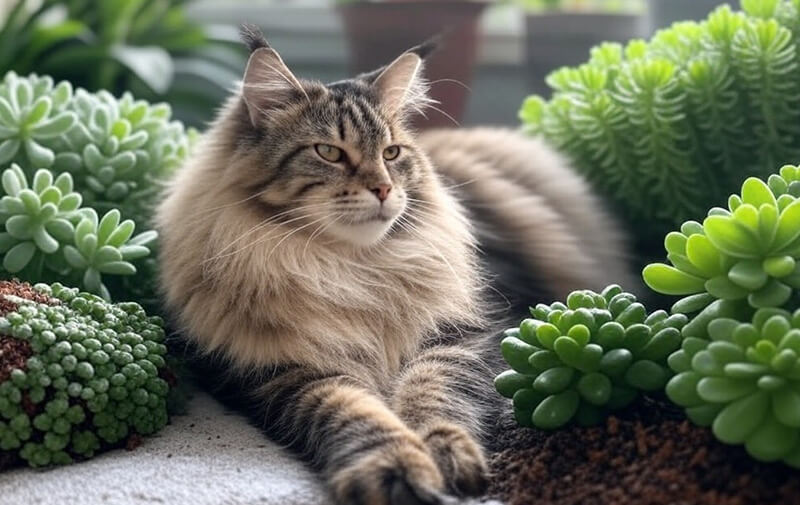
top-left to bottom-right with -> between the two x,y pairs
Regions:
231,25 -> 439,247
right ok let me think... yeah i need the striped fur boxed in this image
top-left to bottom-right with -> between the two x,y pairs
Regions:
157,27 -> 630,505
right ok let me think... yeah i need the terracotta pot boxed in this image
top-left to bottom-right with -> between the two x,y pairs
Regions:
525,12 -> 644,97
338,0 -> 489,129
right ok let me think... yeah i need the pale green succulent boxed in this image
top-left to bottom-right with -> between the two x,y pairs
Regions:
0,72 -> 194,306
0,73 -> 76,168
63,209 -> 156,301
0,165 -> 155,301
0,165 -> 84,274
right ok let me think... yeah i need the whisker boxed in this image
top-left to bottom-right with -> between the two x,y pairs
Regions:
424,103 -> 460,126
395,215 -> 460,283
204,210 -> 331,264
303,213 -> 343,258
427,78 -> 472,92
213,203 -> 330,255
267,216 -> 329,261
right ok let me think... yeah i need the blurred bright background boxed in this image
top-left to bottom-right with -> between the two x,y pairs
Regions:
0,0 -> 733,130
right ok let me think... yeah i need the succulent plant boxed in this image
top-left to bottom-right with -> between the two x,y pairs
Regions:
519,1 -> 800,245
53,87 -> 195,226
643,172 -> 800,335
0,72 -> 194,306
0,280 -> 169,468
0,72 -> 75,168
495,285 -> 688,429
0,165 -> 156,301
0,164 -> 83,272
665,307 -> 800,467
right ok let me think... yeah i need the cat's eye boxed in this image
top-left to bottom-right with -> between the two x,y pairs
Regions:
314,144 -> 343,163
383,145 -> 400,161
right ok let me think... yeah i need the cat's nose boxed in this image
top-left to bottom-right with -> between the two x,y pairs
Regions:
370,184 -> 392,202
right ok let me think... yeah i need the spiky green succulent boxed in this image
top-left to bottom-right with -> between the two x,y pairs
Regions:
519,1 -> 800,243
495,285 -> 687,429
666,308 -> 800,467
0,280 -> 169,468
643,172 -> 800,331
0,165 -> 155,300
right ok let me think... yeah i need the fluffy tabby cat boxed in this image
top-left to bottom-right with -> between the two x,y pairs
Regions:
156,26 -> 631,505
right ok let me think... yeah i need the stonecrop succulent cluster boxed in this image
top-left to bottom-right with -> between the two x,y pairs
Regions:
0,72 -> 194,304
0,280 -> 169,467
519,0 -> 800,241
495,285 -> 687,429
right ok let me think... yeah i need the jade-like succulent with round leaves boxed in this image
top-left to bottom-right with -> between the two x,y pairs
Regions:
666,308 -> 800,467
0,280 -> 169,468
0,165 -> 156,300
495,285 -> 687,430
644,174 -> 800,321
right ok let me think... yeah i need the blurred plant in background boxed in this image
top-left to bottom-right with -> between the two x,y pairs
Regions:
518,0 -> 640,12
0,0 -> 245,128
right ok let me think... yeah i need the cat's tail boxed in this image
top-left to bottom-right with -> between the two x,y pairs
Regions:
418,127 -> 637,310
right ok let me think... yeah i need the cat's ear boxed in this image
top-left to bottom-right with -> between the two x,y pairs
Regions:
373,49 -> 431,118
241,47 -> 306,125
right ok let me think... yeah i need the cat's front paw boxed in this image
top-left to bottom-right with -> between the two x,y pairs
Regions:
421,422 -> 489,497
329,438 -> 446,505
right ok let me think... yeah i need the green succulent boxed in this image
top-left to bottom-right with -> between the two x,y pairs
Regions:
62,209 -> 156,302
519,1 -> 800,245
0,72 -> 75,168
0,165 -> 155,300
495,285 -> 688,430
54,88 -> 194,226
665,307 -> 800,467
0,280 -> 169,468
0,72 -> 194,307
0,164 -> 84,272
643,173 -> 800,332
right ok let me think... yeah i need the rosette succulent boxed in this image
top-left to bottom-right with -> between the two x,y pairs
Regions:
495,285 -> 688,429
0,71 -> 194,230
665,308 -> 800,467
0,280 -> 169,468
0,165 -> 156,301
0,71 -> 194,306
56,89 -> 195,225
0,73 -> 75,168
519,1 -> 800,244
643,173 -> 800,329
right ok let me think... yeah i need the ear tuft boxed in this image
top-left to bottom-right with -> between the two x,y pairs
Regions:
373,52 -> 432,118
242,47 -> 307,125
240,24 -> 269,53
407,36 -> 440,60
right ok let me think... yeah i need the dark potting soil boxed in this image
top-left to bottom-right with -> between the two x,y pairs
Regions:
486,397 -> 800,505
0,280 -> 57,312
0,280 -> 54,383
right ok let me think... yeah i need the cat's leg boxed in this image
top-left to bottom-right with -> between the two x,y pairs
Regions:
260,365 -> 447,505
391,345 -> 493,497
